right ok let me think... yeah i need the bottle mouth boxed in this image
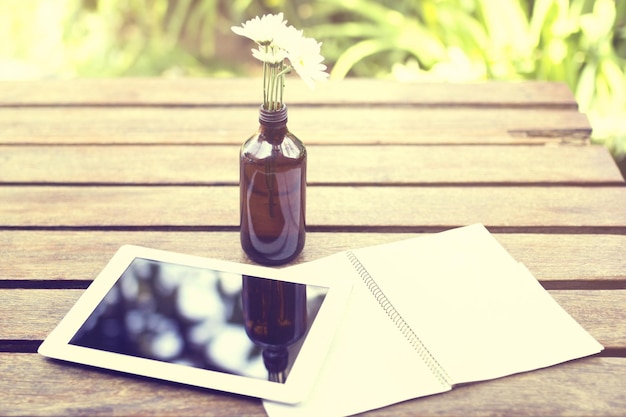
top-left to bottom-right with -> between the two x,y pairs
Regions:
259,105 -> 288,125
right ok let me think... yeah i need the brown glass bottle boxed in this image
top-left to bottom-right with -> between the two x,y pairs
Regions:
240,105 -> 306,265
241,275 -> 307,382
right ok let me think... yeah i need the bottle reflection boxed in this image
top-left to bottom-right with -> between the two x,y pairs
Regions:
242,275 -> 307,383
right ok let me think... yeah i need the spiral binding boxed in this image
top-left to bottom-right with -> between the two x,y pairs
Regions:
346,251 -> 453,388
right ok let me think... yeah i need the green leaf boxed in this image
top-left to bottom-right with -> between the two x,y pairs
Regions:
580,0 -> 616,43
319,0 -> 405,26
395,21 -> 446,67
529,0 -> 562,48
476,0 -> 531,53
599,59 -> 626,105
576,62 -> 597,111
330,38 -> 397,79
308,22 -> 389,40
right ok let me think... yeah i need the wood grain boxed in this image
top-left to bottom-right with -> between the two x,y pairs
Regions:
0,290 -> 83,339
1,145 -> 622,184
2,289 -> 624,348
0,78 -> 620,417
0,79 -> 582,107
1,231 -> 625,285
1,186 -> 625,228
0,353 -> 263,417
0,106 -> 590,145
0,354 -> 624,416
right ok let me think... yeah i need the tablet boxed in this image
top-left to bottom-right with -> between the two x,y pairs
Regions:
38,245 -> 351,404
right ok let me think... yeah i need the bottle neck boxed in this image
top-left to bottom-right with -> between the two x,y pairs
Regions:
259,105 -> 288,127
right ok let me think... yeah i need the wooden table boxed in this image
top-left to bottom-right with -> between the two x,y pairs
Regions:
1,78 -> 625,416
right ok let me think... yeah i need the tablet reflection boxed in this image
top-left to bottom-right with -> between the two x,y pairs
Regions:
242,275 -> 307,383
70,258 -> 326,383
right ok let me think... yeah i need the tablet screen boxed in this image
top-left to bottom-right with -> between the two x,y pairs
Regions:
39,245 -> 351,403
69,257 -> 327,383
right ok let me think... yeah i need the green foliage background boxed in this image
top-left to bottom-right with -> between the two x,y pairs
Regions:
1,0 -> 624,175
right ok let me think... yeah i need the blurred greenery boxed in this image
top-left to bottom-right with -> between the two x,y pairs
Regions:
1,0 -> 624,176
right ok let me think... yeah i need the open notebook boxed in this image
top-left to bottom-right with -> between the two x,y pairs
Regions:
264,224 -> 603,417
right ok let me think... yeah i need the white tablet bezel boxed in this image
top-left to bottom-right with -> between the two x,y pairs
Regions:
38,245 -> 351,404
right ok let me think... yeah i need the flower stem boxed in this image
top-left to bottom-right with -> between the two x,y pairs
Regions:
269,64 -> 276,110
262,67 -> 266,108
262,60 -> 292,111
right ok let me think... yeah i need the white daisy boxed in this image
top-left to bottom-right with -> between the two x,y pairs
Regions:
273,25 -> 304,53
287,37 -> 329,89
252,46 -> 287,65
231,13 -> 328,108
230,13 -> 288,46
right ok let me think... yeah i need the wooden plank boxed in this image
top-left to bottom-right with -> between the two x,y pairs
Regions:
0,107 -> 591,145
1,145 -> 622,185
1,186 -> 625,229
551,291 -> 626,347
0,79 -> 582,107
0,353 -> 263,417
1,231 -> 625,285
2,289 -> 624,348
1,290 -> 83,339
0,290 -> 82,339
0,355 -> 624,416
0,354 -> 626,417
